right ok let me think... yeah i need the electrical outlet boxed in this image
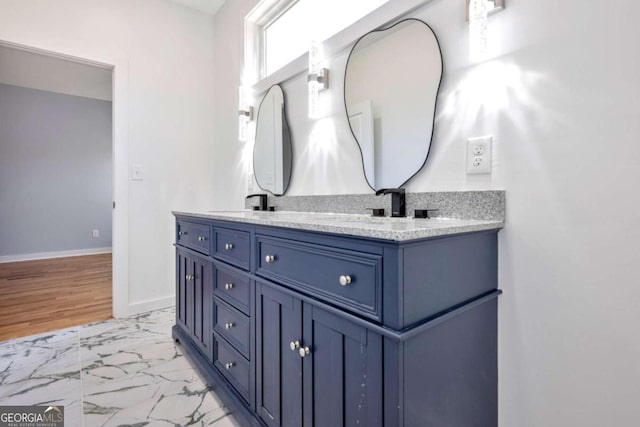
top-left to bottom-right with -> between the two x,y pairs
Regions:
467,136 -> 493,174
473,144 -> 485,156
92,229 -> 100,238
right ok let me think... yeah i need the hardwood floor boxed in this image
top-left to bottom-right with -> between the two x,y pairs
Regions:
0,253 -> 112,341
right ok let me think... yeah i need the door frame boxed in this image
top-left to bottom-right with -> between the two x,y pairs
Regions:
0,39 -> 129,318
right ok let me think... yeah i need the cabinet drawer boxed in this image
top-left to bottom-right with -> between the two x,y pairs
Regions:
214,333 -> 250,402
177,221 -> 211,255
214,298 -> 250,359
214,266 -> 251,315
214,227 -> 250,270
257,236 -> 382,321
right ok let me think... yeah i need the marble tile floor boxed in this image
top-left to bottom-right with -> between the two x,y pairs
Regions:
0,307 -> 240,426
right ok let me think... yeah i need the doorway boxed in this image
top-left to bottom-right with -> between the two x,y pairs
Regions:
0,41 -> 128,340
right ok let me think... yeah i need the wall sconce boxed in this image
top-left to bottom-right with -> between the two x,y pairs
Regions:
238,86 -> 253,142
308,40 -> 329,119
467,0 -> 505,62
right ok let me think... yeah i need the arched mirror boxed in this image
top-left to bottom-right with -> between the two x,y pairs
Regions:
253,84 -> 292,195
344,18 -> 443,191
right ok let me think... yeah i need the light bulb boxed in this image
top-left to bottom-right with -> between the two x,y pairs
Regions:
308,40 -> 321,119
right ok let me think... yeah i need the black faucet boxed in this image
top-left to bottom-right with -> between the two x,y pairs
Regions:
375,188 -> 406,218
246,194 -> 268,211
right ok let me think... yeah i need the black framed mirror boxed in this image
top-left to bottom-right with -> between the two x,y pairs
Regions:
344,18 -> 443,191
253,84 -> 292,196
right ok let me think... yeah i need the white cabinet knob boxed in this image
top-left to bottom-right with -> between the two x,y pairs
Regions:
265,255 -> 276,263
299,346 -> 310,358
339,275 -> 352,286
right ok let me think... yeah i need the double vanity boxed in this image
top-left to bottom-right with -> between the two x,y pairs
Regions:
169,3 -> 506,424
172,192 -> 503,426
174,10 -> 502,426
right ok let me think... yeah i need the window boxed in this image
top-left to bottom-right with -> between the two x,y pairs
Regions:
248,0 -> 389,79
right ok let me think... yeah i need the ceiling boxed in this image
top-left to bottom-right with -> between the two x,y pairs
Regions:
168,0 -> 226,15
0,45 -> 112,101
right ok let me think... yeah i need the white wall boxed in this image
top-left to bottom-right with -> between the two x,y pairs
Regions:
0,84 -> 112,258
213,0 -> 640,425
0,0 -> 217,311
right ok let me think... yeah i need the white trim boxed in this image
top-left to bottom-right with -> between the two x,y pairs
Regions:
125,296 -> 175,317
0,247 -> 113,264
249,0 -> 436,96
0,39 -> 130,319
110,54 -> 130,319
0,40 -> 113,69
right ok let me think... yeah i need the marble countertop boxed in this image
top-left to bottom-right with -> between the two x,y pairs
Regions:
172,210 -> 504,242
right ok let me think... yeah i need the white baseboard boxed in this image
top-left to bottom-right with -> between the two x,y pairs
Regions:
0,247 -> 113,263
120,295 -> 174,318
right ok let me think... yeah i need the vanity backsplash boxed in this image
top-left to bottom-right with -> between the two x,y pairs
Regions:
244,190 -> 505,221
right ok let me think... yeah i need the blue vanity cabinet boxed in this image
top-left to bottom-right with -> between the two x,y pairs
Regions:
256,282 -> 383,427
172,214 -> 500,427
175,247 -> 213,361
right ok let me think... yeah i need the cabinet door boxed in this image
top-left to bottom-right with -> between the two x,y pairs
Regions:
176,249 -> 212,359
256,284 -> 303,427
191,254 -> 212,359
176,249 -> 190,333
302,303 -> 383,427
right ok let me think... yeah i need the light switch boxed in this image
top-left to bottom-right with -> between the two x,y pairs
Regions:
131,164 -> 143,181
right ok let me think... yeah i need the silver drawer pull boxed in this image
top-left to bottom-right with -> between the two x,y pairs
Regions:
289,341 -> 300,351
224,283 -> 234,291
299,346 -> 310,358
185,274 -> 193,281
339,275 -> 352,286
225,362 -> 234,370
179,231 -> 187,236
264,255 -> 276,263
224,243 -> 234,250
198,236 -> 206,242
225,322 -> 234,330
